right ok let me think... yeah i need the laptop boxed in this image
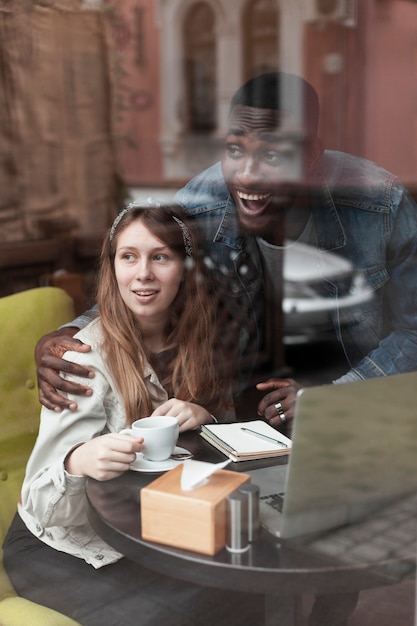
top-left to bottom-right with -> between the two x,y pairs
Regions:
249,371 -> 417,540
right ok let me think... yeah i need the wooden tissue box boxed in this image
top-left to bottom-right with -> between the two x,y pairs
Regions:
140,464 -> 250,555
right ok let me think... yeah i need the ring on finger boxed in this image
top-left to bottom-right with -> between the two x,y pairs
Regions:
274,402 -> 287,423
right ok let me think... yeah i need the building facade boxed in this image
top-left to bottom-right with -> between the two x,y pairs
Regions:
111,0 -> 417,189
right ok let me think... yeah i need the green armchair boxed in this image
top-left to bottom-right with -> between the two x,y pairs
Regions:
0,287 -> 81,626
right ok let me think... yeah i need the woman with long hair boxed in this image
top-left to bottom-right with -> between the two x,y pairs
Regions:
3,202 -> 235,625
97,201 -> 231,427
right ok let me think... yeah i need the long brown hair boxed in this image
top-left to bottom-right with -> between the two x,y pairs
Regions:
96,202 -> 230,424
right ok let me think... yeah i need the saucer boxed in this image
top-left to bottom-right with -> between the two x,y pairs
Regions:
130,446 -> 191,473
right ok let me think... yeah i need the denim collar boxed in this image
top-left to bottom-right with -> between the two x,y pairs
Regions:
311,169 -> 346,252
211,193 -> 245,251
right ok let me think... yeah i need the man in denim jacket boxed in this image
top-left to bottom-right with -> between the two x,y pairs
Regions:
36,73 -> 417,434
175,72 -> 417,426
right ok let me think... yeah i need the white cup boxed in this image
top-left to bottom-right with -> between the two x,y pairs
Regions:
120,415 -> 179,462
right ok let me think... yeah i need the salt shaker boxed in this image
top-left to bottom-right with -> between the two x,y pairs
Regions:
239,483 -> 260,541
226,490 -> 249,553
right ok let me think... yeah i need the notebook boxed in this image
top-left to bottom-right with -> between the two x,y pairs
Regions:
199,419 -> 292,461
249,371 -> 417,540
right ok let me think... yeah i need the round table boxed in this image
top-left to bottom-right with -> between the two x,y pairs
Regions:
86,431 -> 415,626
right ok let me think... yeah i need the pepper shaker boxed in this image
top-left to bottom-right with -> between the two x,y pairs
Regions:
239,483 -> 260,541
226,490 -> 249,553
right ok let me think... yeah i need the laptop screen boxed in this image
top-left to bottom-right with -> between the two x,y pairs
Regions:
253,371 -> 417,539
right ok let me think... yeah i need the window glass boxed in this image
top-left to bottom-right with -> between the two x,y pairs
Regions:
183,2 -> 216,132
244,0 -> 280,80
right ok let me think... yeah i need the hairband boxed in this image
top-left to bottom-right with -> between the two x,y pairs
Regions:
171,215 -> 193,257
109,199 -> 193,257
109,202 -> 137,242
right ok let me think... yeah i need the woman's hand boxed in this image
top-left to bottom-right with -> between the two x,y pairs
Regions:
152,399 -> 213,432
64,433 -> 144,481
35,328 -> 95,412
256,377 -> 303,432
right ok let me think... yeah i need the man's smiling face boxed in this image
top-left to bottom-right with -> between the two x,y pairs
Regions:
222,105 -> 312,237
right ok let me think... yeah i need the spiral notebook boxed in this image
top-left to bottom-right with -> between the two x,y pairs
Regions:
199,419 -> 292,462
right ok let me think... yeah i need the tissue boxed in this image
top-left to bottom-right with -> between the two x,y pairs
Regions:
140,463 -> 251,554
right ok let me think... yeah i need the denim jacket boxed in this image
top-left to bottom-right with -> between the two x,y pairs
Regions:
176,151 -> 417,382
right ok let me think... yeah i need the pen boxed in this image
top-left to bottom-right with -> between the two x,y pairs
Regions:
240,427 -> 288,447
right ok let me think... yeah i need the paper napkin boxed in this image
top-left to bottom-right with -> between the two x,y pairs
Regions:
180,458 -> 231,491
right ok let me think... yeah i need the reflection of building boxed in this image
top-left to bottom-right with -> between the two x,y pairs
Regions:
113,0 -> 417,189
0,4 -> 119,242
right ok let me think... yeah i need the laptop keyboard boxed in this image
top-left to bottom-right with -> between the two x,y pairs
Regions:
306,493 -> 417,579
260,492 -> 285,513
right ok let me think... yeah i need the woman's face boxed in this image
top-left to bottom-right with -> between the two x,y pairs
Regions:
114,220 -> 184,330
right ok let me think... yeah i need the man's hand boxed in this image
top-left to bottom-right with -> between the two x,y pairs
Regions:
35,327 -> 94,412
256,377 -> 303,432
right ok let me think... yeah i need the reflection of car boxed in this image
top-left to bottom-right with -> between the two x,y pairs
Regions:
283,240 -> 373,345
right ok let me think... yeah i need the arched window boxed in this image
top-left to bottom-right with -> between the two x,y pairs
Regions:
183,2 -> 216,132
243,0 -> 280,80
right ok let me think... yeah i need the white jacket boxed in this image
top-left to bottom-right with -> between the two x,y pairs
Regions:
18,318 -> 168,568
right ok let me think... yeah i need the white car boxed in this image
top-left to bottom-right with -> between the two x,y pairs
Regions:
283,240 -> 374,344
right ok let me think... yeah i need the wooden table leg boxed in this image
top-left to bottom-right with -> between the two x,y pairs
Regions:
265,592 -> 303,626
